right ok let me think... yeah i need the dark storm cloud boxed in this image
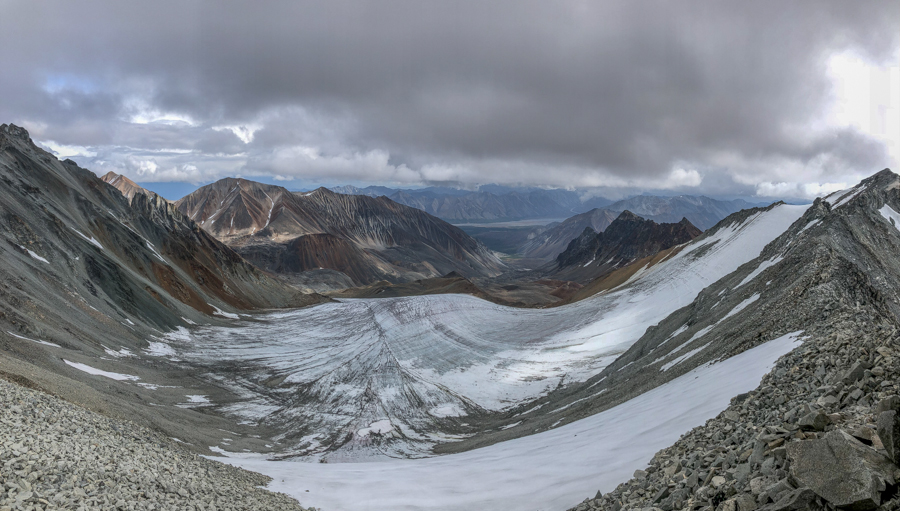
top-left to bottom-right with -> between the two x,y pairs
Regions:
0,0 -> 896,194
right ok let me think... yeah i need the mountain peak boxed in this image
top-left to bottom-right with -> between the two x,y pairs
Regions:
0,123 -> 30,140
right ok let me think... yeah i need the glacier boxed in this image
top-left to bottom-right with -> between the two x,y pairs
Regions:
165,203 -> 808,460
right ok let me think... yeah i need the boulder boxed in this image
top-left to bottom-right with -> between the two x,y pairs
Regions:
842,361 -> 871,384
787,430 -> 895,510
797,412 -> 830,432
876,395 -> 900,414
757,488 -> 818,511
876,410 -> 900,464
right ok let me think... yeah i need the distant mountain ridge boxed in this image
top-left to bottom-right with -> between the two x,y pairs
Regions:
552,211 -> 702,283
176,179 -> 504,285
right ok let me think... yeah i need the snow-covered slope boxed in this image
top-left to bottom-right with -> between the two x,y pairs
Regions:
217,333 -> 802,511
166,201 -> 809,459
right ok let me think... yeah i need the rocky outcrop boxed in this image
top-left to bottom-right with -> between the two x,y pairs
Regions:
176,179 -> 505,286
100,171 -> 160,204
552,211 -> 701,283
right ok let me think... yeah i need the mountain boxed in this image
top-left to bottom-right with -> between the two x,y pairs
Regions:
175,179 -> 504,285
552,211 -> 702,282
100,171 -> 159,204
0,123 -> 324,457
332,184 -> 585,222
605,195 -> 755,230
6,131 -> 900,510
518,208 -> 621,259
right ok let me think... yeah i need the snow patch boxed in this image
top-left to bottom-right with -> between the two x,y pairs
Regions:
71,228 -> 104,250
879,204 -> 900,230
722,293 -> 760,321
210,305 -> 240,319
736,257 -> 783,288
357,420 -> 393,437
144,341 -> 176,357
661,342 -> 711,371
64,360 -> 140,381
7,331 -> 61,348
18,245 -> 49,264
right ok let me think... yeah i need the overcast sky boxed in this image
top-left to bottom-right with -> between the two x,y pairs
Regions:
1,1 -> 898,199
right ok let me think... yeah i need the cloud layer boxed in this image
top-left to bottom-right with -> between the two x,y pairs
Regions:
1,1 -> 897,198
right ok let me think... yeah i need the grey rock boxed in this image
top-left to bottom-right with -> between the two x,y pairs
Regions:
787,429 -> 895,510
842,361 -> 871,385
875,395 -> 900,414
797,412 -> 830,432
876,410 -> 900,464
757,488 -> 818,511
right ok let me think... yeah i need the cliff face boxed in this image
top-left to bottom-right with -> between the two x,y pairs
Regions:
552,211 -> 702,283
176,179 -> 505,285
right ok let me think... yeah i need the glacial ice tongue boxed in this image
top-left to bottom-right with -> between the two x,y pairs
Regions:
172,203 -> 808,458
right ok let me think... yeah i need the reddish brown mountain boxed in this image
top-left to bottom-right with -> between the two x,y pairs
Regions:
175,178 -> 504,285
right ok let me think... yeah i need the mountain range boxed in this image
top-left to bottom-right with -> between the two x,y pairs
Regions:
5,121 -> 900,510
168,179 -> 504,286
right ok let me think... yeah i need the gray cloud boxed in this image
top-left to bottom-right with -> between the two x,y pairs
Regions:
0,0 -> 897,196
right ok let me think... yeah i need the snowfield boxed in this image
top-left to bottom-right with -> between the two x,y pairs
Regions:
168,203 -> 808,459
216,333 -> 804,511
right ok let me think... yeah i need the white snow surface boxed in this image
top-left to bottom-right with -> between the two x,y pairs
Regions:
736,256 -> 783,288
722,293 -> 760,321
7,331 -> 61,348
209,305 -> 240,319
217,332 -> 804,511
18,245 -> 49,264
64,360 -> 140,381
71,228 -> 104,250
175,204 -> 808,456
879,204 -> 900,230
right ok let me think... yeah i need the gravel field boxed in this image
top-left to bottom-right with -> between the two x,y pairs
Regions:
0,377 -> 312,511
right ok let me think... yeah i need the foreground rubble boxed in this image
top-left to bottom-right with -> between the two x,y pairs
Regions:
571,310 -> 900,511
0,378 -> 311,511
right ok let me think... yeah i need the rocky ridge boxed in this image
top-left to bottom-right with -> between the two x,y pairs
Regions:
553,211 -> 702,283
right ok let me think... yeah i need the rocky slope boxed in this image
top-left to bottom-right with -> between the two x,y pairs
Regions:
176,178 -> 504,285
0,123 -> 324,465
552,211 -> 702,283
0,377 -> 312,511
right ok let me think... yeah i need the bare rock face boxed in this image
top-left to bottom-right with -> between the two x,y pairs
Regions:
787,430 -> 895,511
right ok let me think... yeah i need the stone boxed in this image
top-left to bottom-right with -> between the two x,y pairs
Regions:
850,426 -> 876,445
757,488 -> 818,511
787,429 -> 895,510
796,412 -> 830,432
842,361 -> 871,384
876,410 -> 900,464
875,396 -> 900,414
634,469 -> 648,480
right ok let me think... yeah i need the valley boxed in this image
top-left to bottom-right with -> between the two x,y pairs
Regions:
4,122 -> 900,511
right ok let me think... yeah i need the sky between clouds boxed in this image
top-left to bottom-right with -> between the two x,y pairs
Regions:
0,0 -> 898,199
